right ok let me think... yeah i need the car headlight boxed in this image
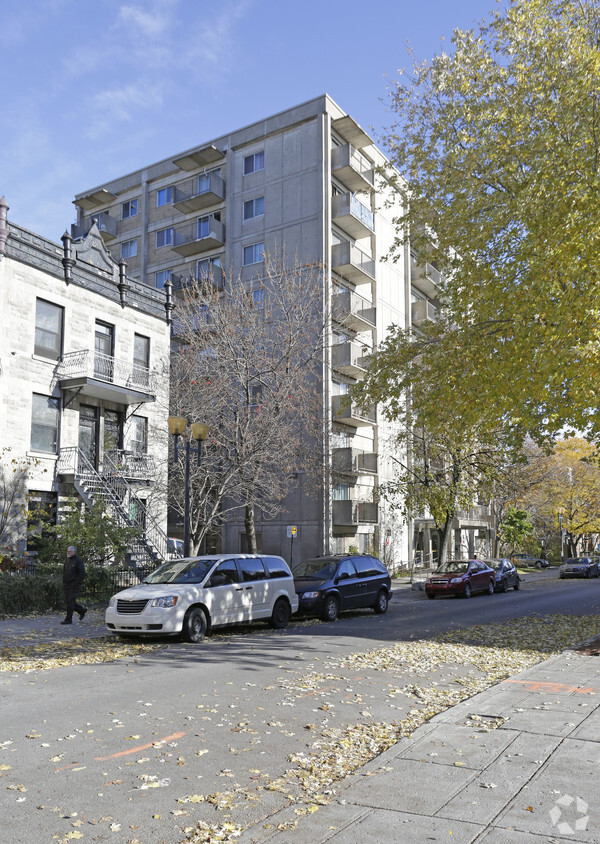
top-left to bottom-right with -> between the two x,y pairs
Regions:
108,596 -> 116,608
449,577 -> 462,584
150,596 -> 178,608
300,591 -> 320,599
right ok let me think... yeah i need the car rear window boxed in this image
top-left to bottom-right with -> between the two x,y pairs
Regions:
262,556 -> 291,578
238,557 -> 267,582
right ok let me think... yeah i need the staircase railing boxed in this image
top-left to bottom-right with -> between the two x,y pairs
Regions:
58,447 -> 170,568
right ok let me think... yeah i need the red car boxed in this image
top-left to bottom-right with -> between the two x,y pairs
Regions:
425,559 -> 496,599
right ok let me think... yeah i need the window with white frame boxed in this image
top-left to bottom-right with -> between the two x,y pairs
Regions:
155,227 -> 174,248
243,196 -> 264,220
155,269 -> 172,288
35,298 -> 64,360
121,239 -> 137,259
243,151 -> 265,175
31,394 -> 59,454
243,242 -> 264,266
156,186 -> 173,206
122,199 -> 138,219
129,415 -> 148,454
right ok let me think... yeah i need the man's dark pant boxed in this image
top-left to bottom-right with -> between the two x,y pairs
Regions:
63,586 -> 86,622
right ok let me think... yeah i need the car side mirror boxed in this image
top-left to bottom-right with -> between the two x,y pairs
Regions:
209,573 -> 228,587
336,572 -> 350,583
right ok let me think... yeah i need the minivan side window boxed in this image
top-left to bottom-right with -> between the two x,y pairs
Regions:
262,556 -> 290,578
338,560 -> 357,579
238,558 -> 267,582
208,560 -> 239,586
353,557 -> 379,577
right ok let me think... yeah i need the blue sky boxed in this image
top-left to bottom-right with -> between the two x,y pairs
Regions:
2,0 -> 498,240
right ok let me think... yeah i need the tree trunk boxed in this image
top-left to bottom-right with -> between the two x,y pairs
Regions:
244,503 -> 257,554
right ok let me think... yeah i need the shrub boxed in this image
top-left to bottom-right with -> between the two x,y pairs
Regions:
0,573 -> 63,615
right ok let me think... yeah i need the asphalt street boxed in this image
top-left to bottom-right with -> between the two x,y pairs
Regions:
1,569 -> 599,843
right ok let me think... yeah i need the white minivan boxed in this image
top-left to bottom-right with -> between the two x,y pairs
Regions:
105,554 -> 298,642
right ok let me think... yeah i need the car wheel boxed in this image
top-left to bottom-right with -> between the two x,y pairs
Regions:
463,583 -> 471,599
270,598 -> 291,629
427,593 -> 435,599
182,607 -> 207,643
321,594 -> 339,622
373,590 -> 389,614
587,569 -> 592,578
514,578 -> 520,590
500,579 -> 508,593
559,574 -> 565,579
535,561 -> 542,569
487,580 -> 495,595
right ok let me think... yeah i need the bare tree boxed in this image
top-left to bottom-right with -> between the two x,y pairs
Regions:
169,252 -> 325,553
0,450 -> 47,553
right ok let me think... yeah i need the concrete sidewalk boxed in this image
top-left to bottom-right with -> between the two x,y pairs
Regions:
242,645 -> 600,843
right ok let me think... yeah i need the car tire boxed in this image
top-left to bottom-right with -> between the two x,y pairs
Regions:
463,583 -> 471,599
270,598 -> 291,629
487,580 -> 495,595
500,580 -> 508,593
321,594 -> 339,622
182,607 -> 207,643
373,590 -> 389,614
535,561 -> 542,569
559,574 -> 565,579
514,578 -> 520,590
587,569 -> 592,578
426,593 -> 435,599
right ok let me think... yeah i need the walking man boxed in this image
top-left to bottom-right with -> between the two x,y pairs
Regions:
62,545 -> 87,625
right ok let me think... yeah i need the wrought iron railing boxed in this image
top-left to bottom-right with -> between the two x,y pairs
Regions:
58,350 -> 154,392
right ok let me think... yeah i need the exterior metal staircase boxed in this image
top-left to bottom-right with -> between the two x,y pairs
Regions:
57,446 -> 170,569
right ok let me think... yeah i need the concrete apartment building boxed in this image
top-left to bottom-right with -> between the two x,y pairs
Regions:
73,94 -> 491,566
0,197 -> 174,564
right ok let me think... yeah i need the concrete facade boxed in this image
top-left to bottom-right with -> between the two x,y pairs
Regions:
72,95 -> 433,567
0,199 -> 173,561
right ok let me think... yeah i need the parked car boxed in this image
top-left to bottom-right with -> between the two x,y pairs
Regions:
559,557 -> 599,579
510,553 -> 549,569
425,559 -> 496,599
293,554 -> 392,621
105,554 -> 299,642
488,557 -> 520,592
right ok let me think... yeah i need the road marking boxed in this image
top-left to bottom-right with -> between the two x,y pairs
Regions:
94,731 -> 186,761
504,679 -> 596,694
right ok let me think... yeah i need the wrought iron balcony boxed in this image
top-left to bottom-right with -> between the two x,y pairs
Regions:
173,172 -> 225,213
331,241 -> 375,286
58,350 -> 156,404
331,143 -> 374,193
332,192 -> 375,239
103,449 -> 156,483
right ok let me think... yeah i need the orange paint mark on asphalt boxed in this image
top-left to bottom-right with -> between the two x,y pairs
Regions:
54,762 -> 83,771
94,731 -> 186,761
504,679 -> 596,694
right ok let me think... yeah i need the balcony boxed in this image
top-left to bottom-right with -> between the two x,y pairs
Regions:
411,299 -> 437,326
58,350 -> 155,404
331,340 -> 371,379
333,289 -> 376,331
333,447 -> 378,475
357,502 -> 378,523
332,500 -> 378,529
172,218 -> 225,256
411,259 -> 442,299
173,173 -> 225,213
332,144 -> 374,193
331,241 -> 375,286
103,449 -> 156,483
171,263 -> 224,293
332,192 -> 375,239
332,395 -> 376,427
87,211 -> 118,241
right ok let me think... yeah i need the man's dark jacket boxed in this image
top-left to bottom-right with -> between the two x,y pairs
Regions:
63,554 -> 85,592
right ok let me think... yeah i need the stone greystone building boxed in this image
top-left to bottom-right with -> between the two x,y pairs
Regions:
0,196 -> 173,565
74,94 -> 487,567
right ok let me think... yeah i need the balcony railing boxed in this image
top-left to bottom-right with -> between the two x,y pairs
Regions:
332,499 -> 378,527
87,211 -> 118,240
333,447 -> 378,475
331,241 -> 375,286
331,144 -> 374,193
104,449 -> 156,482
332,395 -> 376,427
332,192 -> 375,239
411,259 -> 442,298
173,173 -> 225,213
172,218 -> 225,256
58,350 -> 155,402
171,263 -> 224,292
333,289 -> 376,331
411,299 -> 437,326
331,340 -> 371,379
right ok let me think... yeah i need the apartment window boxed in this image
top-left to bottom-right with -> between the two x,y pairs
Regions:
243,151 -> 264,175
156,227 -> 173,248
121,239 -> 137,259
155,269 -> 172,289
129,415 -> 148,454
31,394 -> 59,454
156,186 -> 173,206
243,196 -> 264,220
251,288 -> 265,309
133,334 -> 150,389
243,242 -> 264,266
332,483 -> 349,500
122,199 -> 138,219
34,298 -> 63,360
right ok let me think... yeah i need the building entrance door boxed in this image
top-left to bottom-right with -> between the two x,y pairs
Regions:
79,405 -> 99,470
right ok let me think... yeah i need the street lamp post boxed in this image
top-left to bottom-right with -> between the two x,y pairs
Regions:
558,513 -> 564,562
167,417 -> 209,558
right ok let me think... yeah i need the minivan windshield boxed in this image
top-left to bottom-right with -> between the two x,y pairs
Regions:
293,558 -> 338,579
143,559 -> 214,584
